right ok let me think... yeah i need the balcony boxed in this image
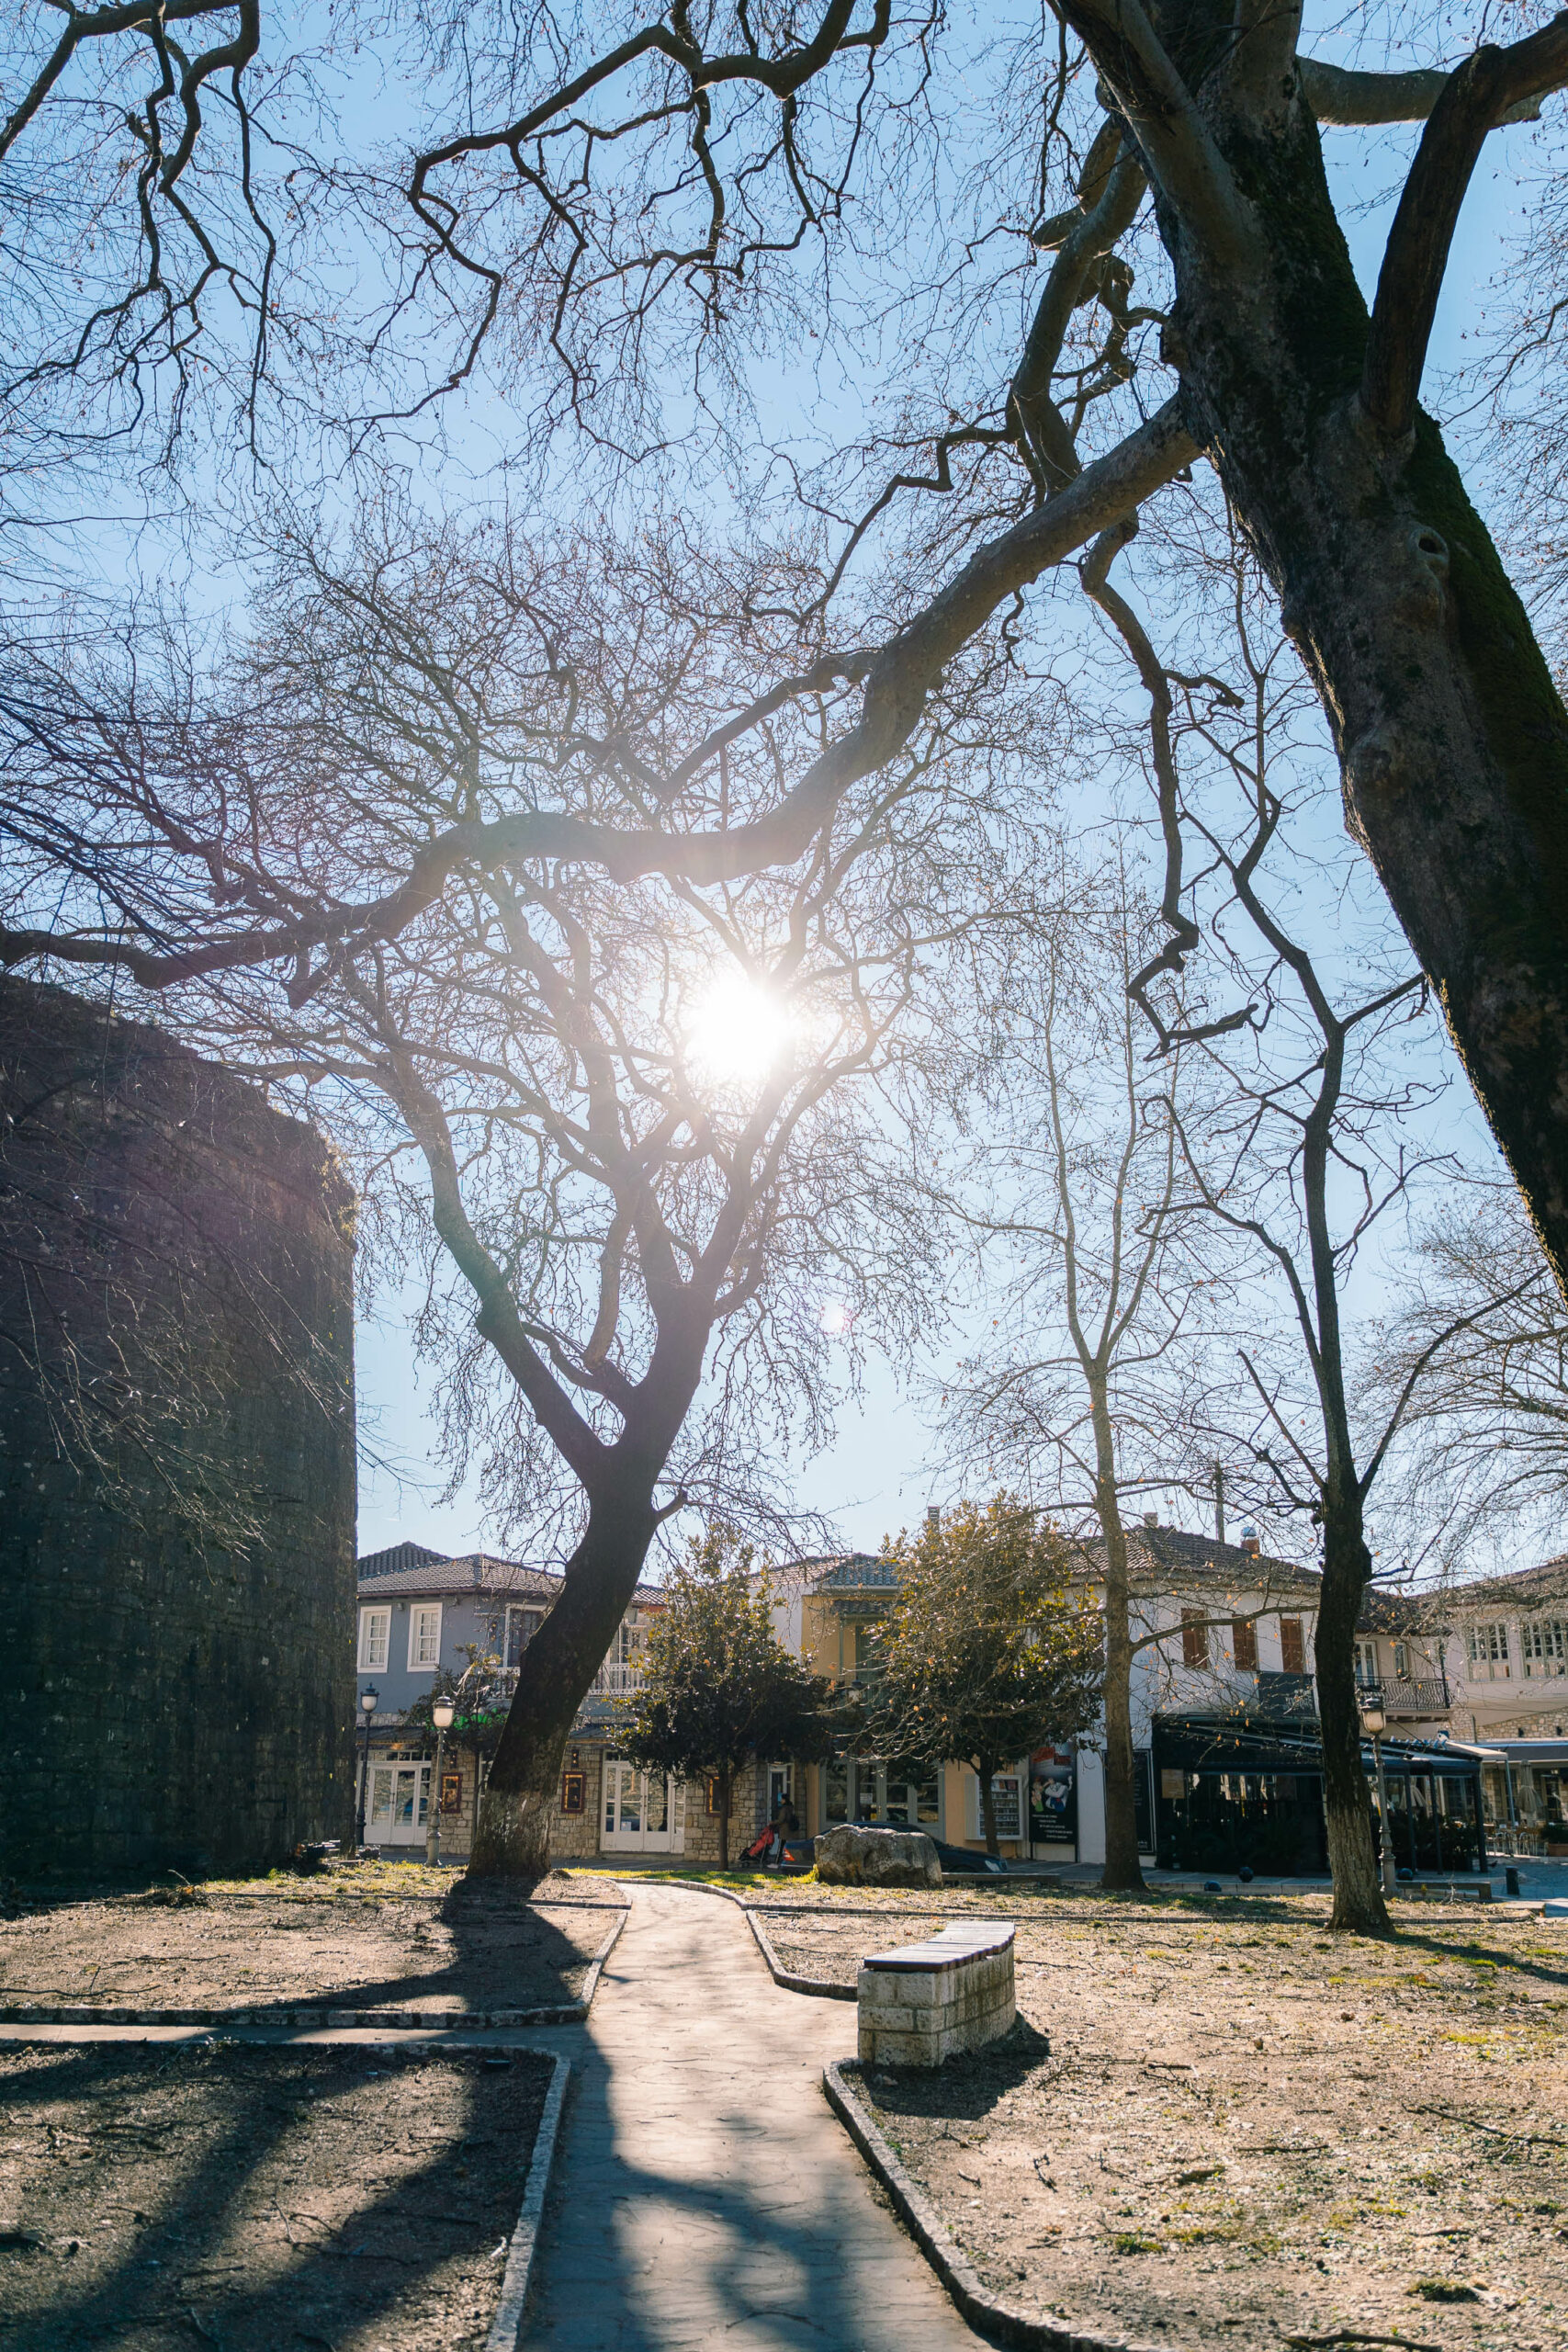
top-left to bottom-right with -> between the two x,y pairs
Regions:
589,1662 -> 646,1697
491,1660 -> 646,1699
1357,1676 -> 1450,1719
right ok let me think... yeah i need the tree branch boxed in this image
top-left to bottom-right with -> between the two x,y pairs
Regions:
1362,16 -> 1568,435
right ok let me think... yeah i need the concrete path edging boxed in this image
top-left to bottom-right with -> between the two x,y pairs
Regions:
575,1904 -> 627,2007
823,2060 -> 1159,2352
486,2050 -> 571,2351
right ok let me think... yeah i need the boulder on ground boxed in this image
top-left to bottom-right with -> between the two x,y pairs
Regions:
814,1824 -> 942,1888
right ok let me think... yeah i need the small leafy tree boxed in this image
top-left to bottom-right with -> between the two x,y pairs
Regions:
874,1497 -> 1104,1856
619,1528 -> 829,1870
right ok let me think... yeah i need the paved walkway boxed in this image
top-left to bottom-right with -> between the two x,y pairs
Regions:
525,1880 -> 984,2352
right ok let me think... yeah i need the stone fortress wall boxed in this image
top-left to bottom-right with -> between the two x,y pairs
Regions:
0,978 -> 356,1878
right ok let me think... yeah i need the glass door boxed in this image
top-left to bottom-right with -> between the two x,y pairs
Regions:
368,1762 -> 430,1845
601,1756 -> 684,1852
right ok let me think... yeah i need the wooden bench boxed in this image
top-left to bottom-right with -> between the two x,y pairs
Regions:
856,1920 -> 1016,2067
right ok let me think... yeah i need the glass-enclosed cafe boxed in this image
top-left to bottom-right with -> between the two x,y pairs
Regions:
1152,1713 -> 1489,1877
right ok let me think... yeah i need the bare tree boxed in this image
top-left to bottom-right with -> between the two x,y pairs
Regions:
10,7 -> 1568,1337
934,848 -> 1242,1890
69,510 -> 972,1881
1367,1184 -> 1568,1577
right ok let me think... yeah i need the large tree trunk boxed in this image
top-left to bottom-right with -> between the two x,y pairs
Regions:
469,1476 -> 660,1879
1168,88 -> 1568,1302
1315,1493 -> 1390,1938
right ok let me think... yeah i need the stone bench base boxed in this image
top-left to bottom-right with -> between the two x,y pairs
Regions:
856,1920 -> 1015,2067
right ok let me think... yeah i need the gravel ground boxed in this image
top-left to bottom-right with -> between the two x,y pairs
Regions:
771,1888 -> 1568,2350
0,2041 -> 551,2350
0,1870 -> 617,2016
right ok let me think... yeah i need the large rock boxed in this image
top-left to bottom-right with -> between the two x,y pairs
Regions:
815,1824 -> 942,1888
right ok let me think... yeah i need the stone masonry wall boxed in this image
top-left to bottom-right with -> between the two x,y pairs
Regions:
857,1933 -> 1017,2067
0,981 -> 356,1880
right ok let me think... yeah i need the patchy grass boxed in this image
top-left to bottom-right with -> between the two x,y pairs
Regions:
0,1875 -> 615,2016
790,1885 -> 1568,2350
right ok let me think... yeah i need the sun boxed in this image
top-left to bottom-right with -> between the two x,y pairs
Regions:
684,975 -> 792,1087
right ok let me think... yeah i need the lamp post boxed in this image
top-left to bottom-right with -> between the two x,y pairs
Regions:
425,1699 -> 455,1867
355,1686 -> 378,1855
1359,1695 -> 1396,1896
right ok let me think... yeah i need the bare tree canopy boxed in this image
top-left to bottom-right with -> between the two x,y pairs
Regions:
6,4 -> 1568,1327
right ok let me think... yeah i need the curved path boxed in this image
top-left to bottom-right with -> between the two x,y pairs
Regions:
525,1880 -> 985,2350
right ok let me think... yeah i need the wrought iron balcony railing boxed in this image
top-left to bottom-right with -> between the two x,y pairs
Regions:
1356,1675 -> 1450,1716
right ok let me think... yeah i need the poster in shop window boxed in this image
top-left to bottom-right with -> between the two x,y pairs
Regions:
1029,1747 -> 1077,1848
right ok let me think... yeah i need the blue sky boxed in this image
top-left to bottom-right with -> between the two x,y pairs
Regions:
354,80 -> 1544,1571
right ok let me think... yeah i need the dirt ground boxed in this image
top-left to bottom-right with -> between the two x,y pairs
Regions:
0,2041 -> 551,2350
0,1868 -> 620,2017
761,1887 -> 1568,2351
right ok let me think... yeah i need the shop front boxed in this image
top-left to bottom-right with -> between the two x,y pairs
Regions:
1152,1714 -> 1489,1877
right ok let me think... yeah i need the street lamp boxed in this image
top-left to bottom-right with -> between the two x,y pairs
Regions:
1359,1695 -> 1396,1897
425,1699 -> 456,1867
355,1686 -> 379,1855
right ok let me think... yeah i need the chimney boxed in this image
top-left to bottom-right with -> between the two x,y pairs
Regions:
1143,1511 -> 1158,1529
1241,1525 -> 1260,1559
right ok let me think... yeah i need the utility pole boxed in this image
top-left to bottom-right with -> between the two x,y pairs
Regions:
1213,1463 -> 1226,1546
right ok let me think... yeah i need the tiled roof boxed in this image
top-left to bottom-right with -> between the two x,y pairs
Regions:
355,1553 -> 561,1600
356,1539 -> 449,1579
1443,1554 -> 1568,1613
808,1552 -> 898,1589
355,1548 -> 665,1605
1068,1524 -> 1321,1597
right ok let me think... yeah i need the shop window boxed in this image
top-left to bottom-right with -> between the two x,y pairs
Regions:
1280,1617 -> 1305,1675
823,1758 -> 850,1826
1232,1618 -> 1258,1672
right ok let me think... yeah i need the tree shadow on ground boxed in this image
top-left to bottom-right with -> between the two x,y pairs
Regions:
852,2017 -> 1055,2127
0,2038 -> 550,2350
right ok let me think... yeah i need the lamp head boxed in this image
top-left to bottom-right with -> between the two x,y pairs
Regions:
361,1687 -> 378,1715
1359,1702 -> 1387,1736
432,1701 -> 455,1730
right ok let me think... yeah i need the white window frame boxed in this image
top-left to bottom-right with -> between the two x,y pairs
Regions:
1354,1641 -> 1379,1686
1393,1641 -> 1410,1679
408,1601 -> 443,1671
1523,1618 -> 1568,1677
1468,1621 -> 1511,1679
357,1605 -> 390,1671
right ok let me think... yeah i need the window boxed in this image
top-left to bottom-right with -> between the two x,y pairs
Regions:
964,1770 -> 1023,1842
1280,1617 -> 1305,1675
1468,1621 -> 1512,1680
1354,1641 -> 1379,1686
1181,1609 -> 1208,1668
1393,1642 -> 1410,1679
357,1606 -> 390,1671
1232,1618 -> 1258,1672
1523,1620 -> 1568,1678
409,1602 -> 442,1670
504,1604 -> 545,1667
